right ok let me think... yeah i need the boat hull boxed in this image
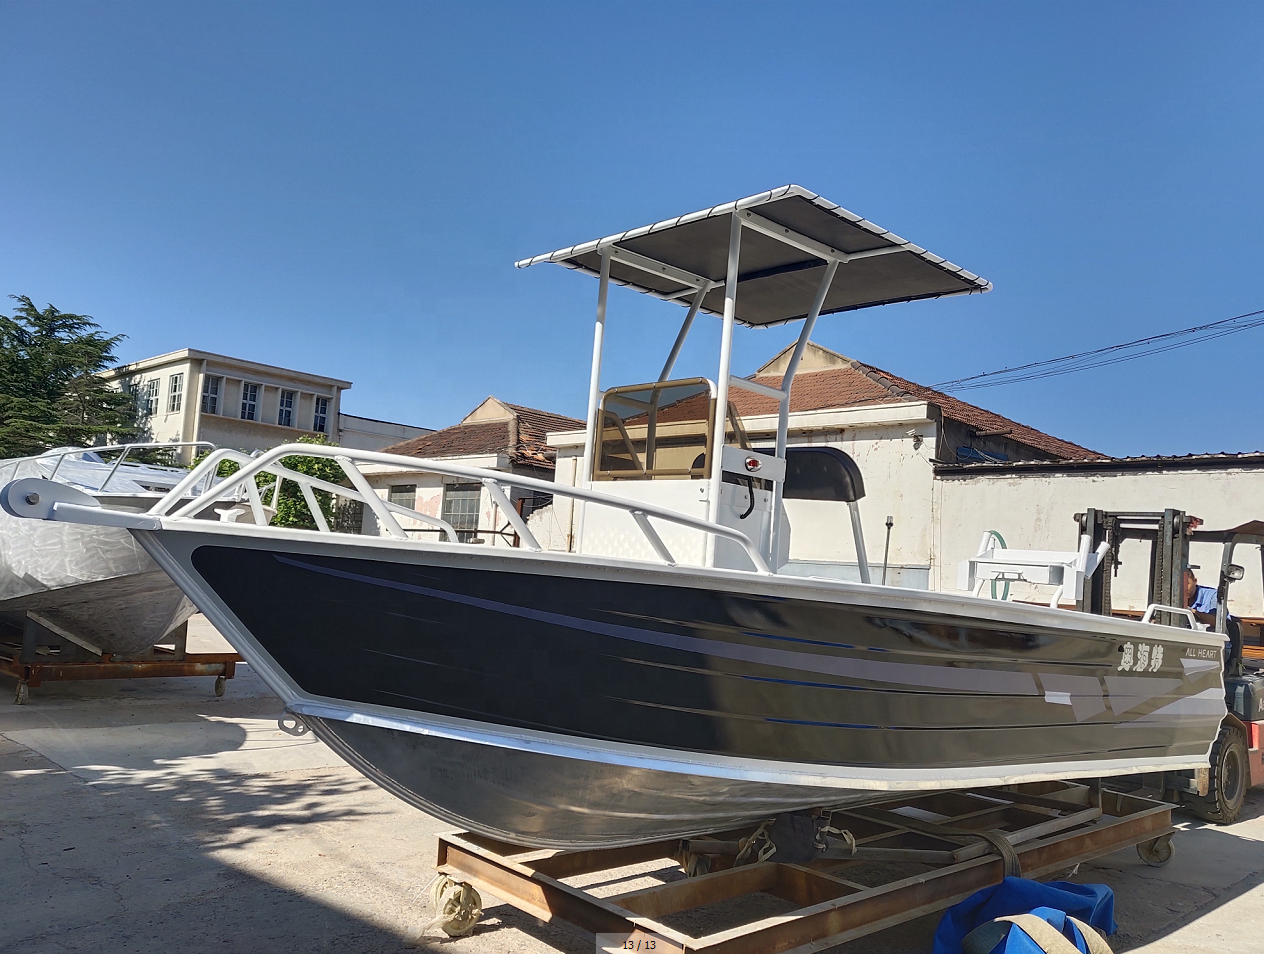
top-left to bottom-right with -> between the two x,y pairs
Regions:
136,528 -> 1226,848
0,512 -> 195,654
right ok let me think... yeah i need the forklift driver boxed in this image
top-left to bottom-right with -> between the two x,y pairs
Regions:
1184,565 -> 1218,626
1186,565 -> 1243,671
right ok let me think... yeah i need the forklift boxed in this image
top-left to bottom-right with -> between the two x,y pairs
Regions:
1078,509 -> 1264,823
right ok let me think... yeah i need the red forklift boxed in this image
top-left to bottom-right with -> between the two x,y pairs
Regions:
1078,510 -> 1264,823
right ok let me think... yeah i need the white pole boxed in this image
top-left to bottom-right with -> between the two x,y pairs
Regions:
849,500 -> 872,584
658,283 -> 710,382
769,260 -> 839,565
574,248 -> 611,550
706,215 -> 742,566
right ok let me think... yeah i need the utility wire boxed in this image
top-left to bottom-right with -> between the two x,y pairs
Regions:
932,308 -> 1264,393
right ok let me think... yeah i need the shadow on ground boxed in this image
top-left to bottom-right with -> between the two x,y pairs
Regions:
4,667 -> 1264,954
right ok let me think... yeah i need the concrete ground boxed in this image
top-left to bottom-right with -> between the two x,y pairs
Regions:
2,616 -> 1262,954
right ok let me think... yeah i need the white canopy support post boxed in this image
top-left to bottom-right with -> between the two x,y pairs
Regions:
658,283 -> 712,382
849,500 -> 872,584
769,258 -> 839,566
705,214 -> 742,566
575,248 -> 611,550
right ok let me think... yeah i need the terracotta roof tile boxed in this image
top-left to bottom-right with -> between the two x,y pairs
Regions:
499,402 -> 585,466
728,358 -> 1103,461
380,420 -> 511,460
379,401 -> 584,469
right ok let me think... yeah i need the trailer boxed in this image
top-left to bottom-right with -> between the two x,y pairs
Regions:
1,615 -> 239,705
431,781 -> 1173,953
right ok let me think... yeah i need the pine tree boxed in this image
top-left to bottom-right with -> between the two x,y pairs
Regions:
0,295 -> 137,457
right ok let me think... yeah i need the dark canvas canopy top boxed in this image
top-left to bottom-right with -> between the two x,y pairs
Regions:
516,185 -> 992,327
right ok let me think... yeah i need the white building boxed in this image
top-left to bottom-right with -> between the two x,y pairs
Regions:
547,342 -> 1102,588
544,342 -> 1264,622
357,397 -> 583,548
103,349 -> 431,458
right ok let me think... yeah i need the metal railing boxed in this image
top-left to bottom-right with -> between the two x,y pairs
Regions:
1,441 -> 217,492
150,443 -> 772,575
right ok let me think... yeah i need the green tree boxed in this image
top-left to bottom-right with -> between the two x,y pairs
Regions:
0,295 -> 137,457
195,435 -> 346,530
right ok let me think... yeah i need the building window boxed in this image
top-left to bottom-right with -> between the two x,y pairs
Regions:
313,396 -> 329,434
131,378 -> 159,418
240,382 -> 259,421
520,490 -> 554,520
167,373 -> 184,413
388,484 -> 416,510
442,482 -> 481,543
278,390 -> 295,427
201,376 -> 221,415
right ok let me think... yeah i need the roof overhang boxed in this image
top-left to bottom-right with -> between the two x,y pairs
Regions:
516,185 -> 991,327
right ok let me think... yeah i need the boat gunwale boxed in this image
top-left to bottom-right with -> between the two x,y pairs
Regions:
133,518 -> 1227,650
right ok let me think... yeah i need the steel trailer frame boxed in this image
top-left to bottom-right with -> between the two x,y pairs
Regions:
1,617 -> 239,705
434,781 -> 1173,954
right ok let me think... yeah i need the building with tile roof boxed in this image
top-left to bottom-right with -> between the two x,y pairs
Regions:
747,342 -> 1103,463
359,397 -> 582,550
379,397 -> 583,469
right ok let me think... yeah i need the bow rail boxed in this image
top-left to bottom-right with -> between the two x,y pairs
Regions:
150,443 -> 773,575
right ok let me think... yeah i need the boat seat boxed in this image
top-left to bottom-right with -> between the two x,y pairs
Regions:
958,532 -> 1110,608
781,447 -> 864,503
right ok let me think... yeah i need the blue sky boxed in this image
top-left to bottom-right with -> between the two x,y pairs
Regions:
2,2 -> 1261,456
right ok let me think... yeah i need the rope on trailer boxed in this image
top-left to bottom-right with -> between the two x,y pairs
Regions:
971,828 -> 1023,878
734,820 -> 778,864
424,875 -> 483,937
815,815 -> 857,856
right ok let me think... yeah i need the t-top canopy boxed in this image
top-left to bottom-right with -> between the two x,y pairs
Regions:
516,185 -> 991,327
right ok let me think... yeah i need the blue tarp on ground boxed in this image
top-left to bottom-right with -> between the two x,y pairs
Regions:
933,877 -> 1117,954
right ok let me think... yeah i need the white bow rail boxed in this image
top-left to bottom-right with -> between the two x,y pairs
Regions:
0,441 -> 217,491
139,444 -> 773,575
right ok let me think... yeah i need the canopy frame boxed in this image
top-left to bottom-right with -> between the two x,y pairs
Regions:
521,186 -> 991,570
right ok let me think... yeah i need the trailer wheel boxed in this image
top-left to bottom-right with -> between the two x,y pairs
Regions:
1137,834 -> 1174,867
214,675 -> 226,697
14,681 -> 28,705
1187,725 -> 1248,825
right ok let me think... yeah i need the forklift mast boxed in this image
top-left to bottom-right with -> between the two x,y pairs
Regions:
1076,508 -> 1195,629
1075,508 -> 1264,822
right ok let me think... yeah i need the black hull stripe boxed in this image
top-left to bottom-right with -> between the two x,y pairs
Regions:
275,555 -> 1038,696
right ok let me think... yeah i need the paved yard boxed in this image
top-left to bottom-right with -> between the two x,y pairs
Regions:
2,617 -> 1261,953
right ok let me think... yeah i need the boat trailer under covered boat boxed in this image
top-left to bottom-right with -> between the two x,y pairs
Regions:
1,186 -> 1226,848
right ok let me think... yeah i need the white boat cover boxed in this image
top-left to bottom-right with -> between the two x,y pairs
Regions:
517,185 -> 991,326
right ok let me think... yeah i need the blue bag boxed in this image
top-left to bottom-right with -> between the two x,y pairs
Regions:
933,878 -> 1116,954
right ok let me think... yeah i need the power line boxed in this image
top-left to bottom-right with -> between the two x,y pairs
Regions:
932,308 -> 1264,393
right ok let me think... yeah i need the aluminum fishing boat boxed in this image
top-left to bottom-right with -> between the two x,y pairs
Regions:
0,443 -> 212,654
2,187 -> 1225,848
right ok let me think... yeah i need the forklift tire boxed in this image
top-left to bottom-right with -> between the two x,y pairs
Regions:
1187,725 -> 1248,825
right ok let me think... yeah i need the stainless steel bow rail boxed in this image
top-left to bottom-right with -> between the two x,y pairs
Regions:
432,782 -> 1175,954
98,444 -> 774,574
